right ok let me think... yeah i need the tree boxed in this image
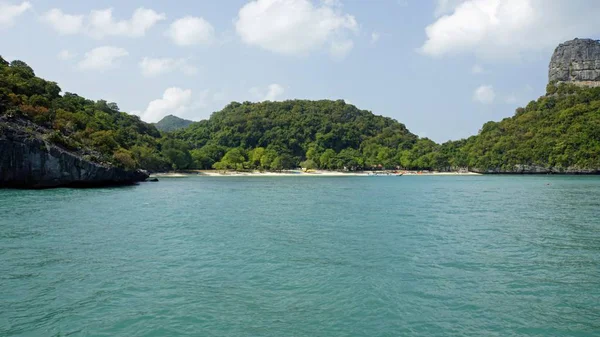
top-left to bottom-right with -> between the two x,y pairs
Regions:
248,147 -> 266,169
219,148 -> 246,170
319,149 -> 337,170
113,148 -> 137,170
260,149 -> 278,170
161,139 -> 192,170
299,159 -> 317,170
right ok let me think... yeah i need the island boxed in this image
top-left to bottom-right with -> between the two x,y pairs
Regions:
1,38 -> 600,188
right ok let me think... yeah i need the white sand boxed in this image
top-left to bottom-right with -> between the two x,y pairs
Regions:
150,173 -> 190,178
179,170 -> 482,177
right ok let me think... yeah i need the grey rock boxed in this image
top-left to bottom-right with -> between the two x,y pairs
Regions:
549,38 -> 600,86
0,120 -> 148,188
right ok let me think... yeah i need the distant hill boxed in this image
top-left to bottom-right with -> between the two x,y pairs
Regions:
155,115 -> 193,132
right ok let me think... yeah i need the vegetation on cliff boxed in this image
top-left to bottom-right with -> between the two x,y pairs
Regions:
452,83 -> 600,171
0,56 -> 181,171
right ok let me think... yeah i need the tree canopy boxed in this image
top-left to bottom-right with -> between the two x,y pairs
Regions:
2,56 -> 599,173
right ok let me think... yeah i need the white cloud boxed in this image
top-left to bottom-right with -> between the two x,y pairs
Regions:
0,1 -> 31,27
250,83 -> 285,101
166,16 -> 214,46
139,57 -> 198,77
78,46 -> 128,71
471,64 -> 484,74
371,32 -> 380,43
329,39 -> 354,60
421,0 -> 600,60
136,87 -> 193,122
265,84 -> 285,101
88,7 -> 165,38
473,85 -> 495,104
57,50 -> 77,61
39,7 -> 165,38
41,9 -> 83,34
235,0 -> 358,56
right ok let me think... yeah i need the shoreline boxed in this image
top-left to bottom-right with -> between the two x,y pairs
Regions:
151,170 -> 482,178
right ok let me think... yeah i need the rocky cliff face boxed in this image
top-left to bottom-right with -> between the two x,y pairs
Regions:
0,119 -> 148,188
549,38 -> 600,87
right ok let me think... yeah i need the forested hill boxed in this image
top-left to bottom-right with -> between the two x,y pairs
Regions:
2,55 -> 600,175
170,84 -> 600,173
0,56 -> 185,173
453,84 -> 600,173
172,100 -> 427,170
155,115 -> 193,132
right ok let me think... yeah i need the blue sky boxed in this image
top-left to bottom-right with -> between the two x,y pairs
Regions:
1,0 -> 599,142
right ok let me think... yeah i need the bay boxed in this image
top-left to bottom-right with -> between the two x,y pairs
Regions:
1,176 -> 599,336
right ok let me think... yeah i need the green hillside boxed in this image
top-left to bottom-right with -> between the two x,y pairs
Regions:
0,56 -> 186,172
2,55 -> 599,174
172,100 -> 432,170
452,84 -> 600,172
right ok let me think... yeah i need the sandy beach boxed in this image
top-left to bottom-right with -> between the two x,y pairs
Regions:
151,170 -> 481,178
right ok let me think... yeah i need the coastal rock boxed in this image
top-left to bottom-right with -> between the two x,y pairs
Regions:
0,120 -> 148,188
549,38 -> 600,87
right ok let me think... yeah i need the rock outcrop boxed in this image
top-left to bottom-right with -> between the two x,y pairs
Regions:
0,119 -> 148,188
549,38 -> 600,87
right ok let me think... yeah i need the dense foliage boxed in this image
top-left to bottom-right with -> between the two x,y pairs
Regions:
171,100 -> 441,170
452,83 -> 600,171
154,114 -> 193,132
0,57 -> 181,171
2,56 -> 599,173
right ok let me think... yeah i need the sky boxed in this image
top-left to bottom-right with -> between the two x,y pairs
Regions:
1,0 -> 600,143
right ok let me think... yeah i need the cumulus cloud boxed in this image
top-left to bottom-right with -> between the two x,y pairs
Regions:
250,83 -> 285,101
473,85 -> 495,104
78,46 -> 128,71
235,0 -> 358,56
88,7 -> 166,38
135,87 -> 193,122
264,84 -> 285,101
166,16 -> 214,46
139,57 -> 198,77
0,1 -> 31,27
57,50 -> 77,61
41,7 -> 165,38
421,0 -> 600,60
41,8 -> 83,34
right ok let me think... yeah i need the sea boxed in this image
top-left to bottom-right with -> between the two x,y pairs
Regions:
1,175 -> 599,336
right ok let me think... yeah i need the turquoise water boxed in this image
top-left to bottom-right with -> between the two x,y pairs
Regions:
1,176 -> 599,336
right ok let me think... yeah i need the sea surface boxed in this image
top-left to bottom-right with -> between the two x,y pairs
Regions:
1,175 -> 599,337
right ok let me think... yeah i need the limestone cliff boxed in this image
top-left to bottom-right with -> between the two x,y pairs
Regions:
0,118 -> 148,188
549,38 -> 600,87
